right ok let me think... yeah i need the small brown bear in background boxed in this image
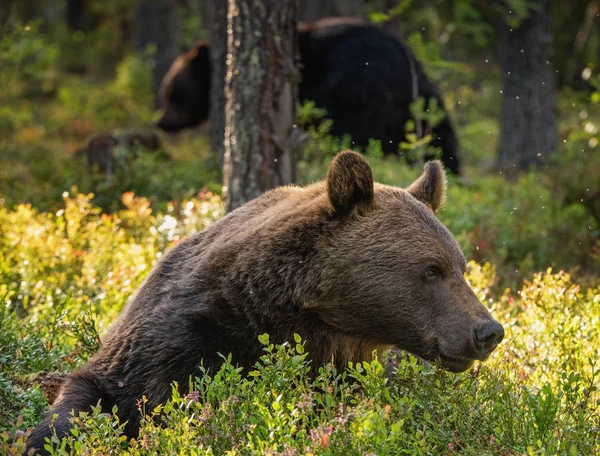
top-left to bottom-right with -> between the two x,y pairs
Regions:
74,130 -> 166,178
27,150 -> 502,454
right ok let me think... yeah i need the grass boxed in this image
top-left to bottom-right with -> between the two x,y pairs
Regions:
0,192 -> 598,455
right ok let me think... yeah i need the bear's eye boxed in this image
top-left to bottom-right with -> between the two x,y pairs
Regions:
424,266 -> 441,280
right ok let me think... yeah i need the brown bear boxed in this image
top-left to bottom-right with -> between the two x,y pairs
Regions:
74,130 -> 166,179
27,151 -> 502,454
156,18 -> 461,174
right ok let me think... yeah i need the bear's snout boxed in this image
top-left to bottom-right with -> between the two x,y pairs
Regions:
434,294 -> 505,372
473,319 -> 505,358
156,112 -> 182,132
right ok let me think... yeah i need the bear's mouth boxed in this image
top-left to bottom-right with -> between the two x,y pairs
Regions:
438,353 -> 475,373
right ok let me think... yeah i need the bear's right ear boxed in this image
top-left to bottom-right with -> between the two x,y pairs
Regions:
327,150 -> 374,216
407,160 -> 447,212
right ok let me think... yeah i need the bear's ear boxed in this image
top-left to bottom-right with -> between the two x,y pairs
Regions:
327,150 -> 374,215
189,41 -> 211,73
407,160 -> 447,212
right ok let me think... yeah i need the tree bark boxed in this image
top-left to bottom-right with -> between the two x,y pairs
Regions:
134,0 -> 180,102
207,0 -> 228,163
186,0 -> 227,160
222,0 -> 298,212
0,0 -> 14,26
66,0 -> 84,31
497,0 -> 557,176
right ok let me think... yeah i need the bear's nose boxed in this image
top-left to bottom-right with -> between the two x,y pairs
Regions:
474,320 -> 505,352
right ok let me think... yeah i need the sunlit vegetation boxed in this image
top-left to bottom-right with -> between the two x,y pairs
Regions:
1,1 -> 599,454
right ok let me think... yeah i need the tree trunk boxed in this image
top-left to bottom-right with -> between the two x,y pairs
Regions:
298,0 -> 364,22
497,0 -> 557,176
191,0 -> 227,162
134,0 -> 180,102
66,0 -> 84,31
0,0 -> 14,26
207,0 -> 228,163
222,0 -> 298,212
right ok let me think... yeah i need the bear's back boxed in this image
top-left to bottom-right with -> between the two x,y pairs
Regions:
120,184 -> 329,313
202,183 -> 328,251
297,18 -> 444,153
298,19 -> 415,102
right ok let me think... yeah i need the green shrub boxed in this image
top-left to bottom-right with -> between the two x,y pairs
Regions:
441,173 -> 598,287
549,81 -> 600,229
4,268 -> 599,455
0,12 -> 599,455
0,20 -> 60,100
55,52 -> 156,129
0,195 -> 598,455
296,99 -> 448,186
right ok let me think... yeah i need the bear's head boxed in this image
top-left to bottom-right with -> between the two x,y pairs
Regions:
156,41 -> 211,133
312,151 -> 504,372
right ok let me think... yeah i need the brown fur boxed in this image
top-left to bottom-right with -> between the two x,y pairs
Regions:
27,150 -> 502,454
156,41 -> 211,132
406,160 -> 447,212
296,16 -> 365,33
327,150 -> 374,215
158,40 -> 211,103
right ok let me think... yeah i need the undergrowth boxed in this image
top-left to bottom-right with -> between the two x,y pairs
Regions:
0,195 -> 598,455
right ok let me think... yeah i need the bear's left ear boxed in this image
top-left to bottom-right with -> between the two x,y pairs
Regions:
327,150 -> 374,216
407,160 -> 447,212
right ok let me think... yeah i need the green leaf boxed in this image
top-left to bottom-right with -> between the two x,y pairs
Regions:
368,12 -> 390,24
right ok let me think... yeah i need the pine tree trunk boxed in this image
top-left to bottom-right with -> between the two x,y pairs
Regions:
134,0 -> 180,102
207,0 -> 228,163
0,0 -> 14,25
192,0 -> 227,161
66,0 -> 84,31
497,0 -> 557,176
222,0 -> 298,212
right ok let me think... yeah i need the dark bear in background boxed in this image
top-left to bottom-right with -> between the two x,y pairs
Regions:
157,42 -> 211,133
157,18 -> 461,174
27,150 -> 502,454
